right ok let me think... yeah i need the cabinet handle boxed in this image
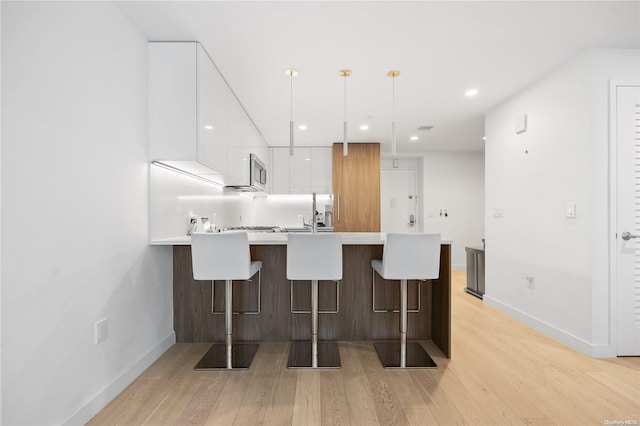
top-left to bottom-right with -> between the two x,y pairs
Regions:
337,194 -> 340,222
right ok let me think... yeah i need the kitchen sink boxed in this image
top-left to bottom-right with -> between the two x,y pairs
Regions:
280,227 -> 333,233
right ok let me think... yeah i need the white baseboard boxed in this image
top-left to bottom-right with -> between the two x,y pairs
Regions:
63,331 -> 176,425
452,263 -> 466,271
483,296 -> 615,359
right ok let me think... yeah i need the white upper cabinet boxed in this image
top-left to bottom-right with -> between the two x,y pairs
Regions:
270,147 -> 290,194
196,44 -> 229,176
269,147 -> 332,194
310,147 -> 332,194
149,42 -> 198,162
290,148 -> 312,194
149,42 -> 267,186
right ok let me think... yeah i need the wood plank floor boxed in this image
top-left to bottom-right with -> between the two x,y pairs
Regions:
89,271 -> 640,425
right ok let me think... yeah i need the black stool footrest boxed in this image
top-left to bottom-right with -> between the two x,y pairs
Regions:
374,342 -> 437,369
287,342 -> 341,369
195,343 -> 259,370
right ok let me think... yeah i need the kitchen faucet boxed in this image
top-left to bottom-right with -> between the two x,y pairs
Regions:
302,192 -> 318,234
303,193 -> 318,233
312,192 -> 317,234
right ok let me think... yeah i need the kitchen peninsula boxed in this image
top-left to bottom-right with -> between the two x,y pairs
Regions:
153,233 -> 452,358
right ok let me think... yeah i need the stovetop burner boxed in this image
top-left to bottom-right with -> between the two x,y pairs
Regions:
222,226 -> 281,232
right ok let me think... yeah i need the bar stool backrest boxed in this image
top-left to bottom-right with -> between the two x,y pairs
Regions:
287,233 -> 343,281
382,233 -> 441,280
191,232 -> 253,280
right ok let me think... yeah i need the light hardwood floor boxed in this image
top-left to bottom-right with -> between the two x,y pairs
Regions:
89,271 -> 640,425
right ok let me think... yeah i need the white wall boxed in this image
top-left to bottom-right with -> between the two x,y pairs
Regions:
421,153 -> 485,270
484,49 -> 640,357
1,2 -> 174,424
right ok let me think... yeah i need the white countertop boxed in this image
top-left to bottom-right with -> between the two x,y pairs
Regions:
150,232 -> 452,246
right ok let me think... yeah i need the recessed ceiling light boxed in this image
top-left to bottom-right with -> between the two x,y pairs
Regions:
360,124 -> 369,131
483,136 -> 486,141
410,136 -> 418,141
305,158 -> 311,161
204,125 -> 214,130
298,124 -> 307,130
465,89 -> 479,97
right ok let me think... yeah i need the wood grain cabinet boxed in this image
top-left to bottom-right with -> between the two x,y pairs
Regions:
332,143 -> 380,232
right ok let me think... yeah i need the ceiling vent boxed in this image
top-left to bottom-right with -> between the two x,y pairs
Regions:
417,125 -> 435,131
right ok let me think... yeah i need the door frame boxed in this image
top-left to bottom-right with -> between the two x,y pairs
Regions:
380,165 -> 421,232
609,80 -> 640,355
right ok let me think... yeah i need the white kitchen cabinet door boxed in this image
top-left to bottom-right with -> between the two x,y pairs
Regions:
148,42 -> 197,161
196,44 -> 228,175
311,147 -> 332,194
289,147 -> 312,194
269,146 -> 331,194
270,147 -> 290,194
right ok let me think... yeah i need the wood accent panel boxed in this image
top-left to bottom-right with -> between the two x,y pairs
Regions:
332,143 -> 380,232
172,243 -> 451,358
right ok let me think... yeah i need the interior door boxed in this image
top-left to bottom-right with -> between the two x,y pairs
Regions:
616,84 -> 640,356
380,168 -> 417,233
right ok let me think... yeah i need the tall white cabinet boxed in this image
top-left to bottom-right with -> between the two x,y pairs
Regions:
270,147 -> 332,194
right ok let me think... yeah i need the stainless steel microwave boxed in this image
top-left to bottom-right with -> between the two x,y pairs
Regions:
225,153 -> 266,192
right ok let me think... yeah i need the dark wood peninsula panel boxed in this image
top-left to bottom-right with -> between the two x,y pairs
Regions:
172,242 -> 451,358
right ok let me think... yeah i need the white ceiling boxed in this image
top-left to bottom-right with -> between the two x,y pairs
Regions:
117,1 -> 640,153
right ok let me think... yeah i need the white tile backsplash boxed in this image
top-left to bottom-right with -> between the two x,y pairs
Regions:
150,165 -> 333,238
245,195 -> 334,227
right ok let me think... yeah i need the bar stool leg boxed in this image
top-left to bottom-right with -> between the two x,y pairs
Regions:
311,279 -> 319,368
374,279 -> 437,369
195,279 -> 259,371
400,279 -> 407,368
225,279 -> 233,369
288,279 -> 340,369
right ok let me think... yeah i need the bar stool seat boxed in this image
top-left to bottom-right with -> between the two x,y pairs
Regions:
372,233 -> 441,369
287,233 -> 343,369
191,232 -> 261,370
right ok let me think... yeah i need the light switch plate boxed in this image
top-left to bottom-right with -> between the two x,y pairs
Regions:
515,113 -> 528,134
566,202 -> 576,218
492,207 -> 504,218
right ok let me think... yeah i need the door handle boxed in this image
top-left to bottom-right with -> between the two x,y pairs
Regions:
408,214 -> 415,227
622,231 -> 638,241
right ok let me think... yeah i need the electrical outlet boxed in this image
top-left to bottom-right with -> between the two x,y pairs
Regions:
95,318 -> 108,344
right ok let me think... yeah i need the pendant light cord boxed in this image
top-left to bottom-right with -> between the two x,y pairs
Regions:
392,76 -> 395,122
344,76 -> 347,121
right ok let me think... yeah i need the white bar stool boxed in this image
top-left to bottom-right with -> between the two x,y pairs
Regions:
287,233 -> 343,369
191,232 -> 262,370
371,233 -> 441,368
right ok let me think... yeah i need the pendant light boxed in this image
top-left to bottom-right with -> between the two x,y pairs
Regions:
339,69 -> 352,156
388,70 -> 400,156
285,69 -> 298,156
